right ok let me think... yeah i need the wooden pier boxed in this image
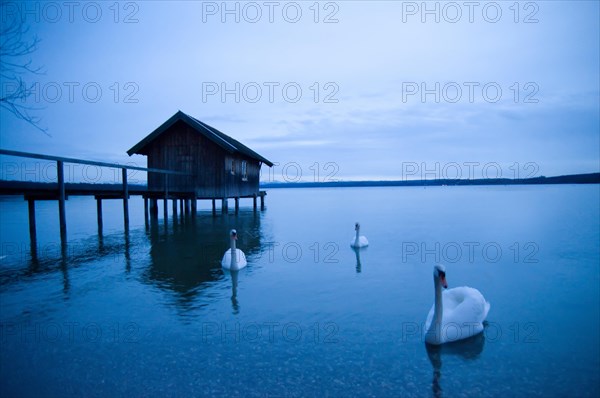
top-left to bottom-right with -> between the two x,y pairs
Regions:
0,149 -> 267,246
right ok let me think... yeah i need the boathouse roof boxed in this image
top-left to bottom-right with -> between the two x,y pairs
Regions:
127,110 -> 273,167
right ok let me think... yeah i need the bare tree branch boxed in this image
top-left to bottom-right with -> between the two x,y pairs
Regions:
0,15 -> 48,135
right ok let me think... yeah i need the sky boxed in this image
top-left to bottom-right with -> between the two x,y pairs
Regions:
0,0 -> 598,183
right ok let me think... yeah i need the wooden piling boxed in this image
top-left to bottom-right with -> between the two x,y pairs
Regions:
122,168 -> 129,229
96,198 -> 103,232
253,194 -> 257,211
179,199 -> 183,214
172,198 -> 177,216
144,197 -> 149,226
235,197 -> 239,213
150,198 -> 158,217
27,199 -> 36,244
163,174 -> 168,220
260,192 -> 265,210
222,198 -> 228,213
191,198 -> 197,215
212,198 -> 216,216
57,160 -> 67,242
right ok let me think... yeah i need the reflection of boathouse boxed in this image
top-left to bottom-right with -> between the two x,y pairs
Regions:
144,212 -> 264,307
127,111 -> 273,199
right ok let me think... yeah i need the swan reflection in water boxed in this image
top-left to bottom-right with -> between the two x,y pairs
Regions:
425,330 -> 486,398
229,269 -> 240,314
352,247 -> 363,273
220,269 -> 240,314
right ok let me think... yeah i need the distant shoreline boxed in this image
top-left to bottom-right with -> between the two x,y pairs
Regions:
0,172 -> 598,194
261,172 -> 600,189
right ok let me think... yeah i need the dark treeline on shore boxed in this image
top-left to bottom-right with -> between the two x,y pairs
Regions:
0,173 -> 598,195
261,173 -> 600,189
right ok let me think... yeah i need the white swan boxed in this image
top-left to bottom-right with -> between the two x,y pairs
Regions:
221,229 -> 247,270
350,222 -> 369,248
424,264 -> 490,345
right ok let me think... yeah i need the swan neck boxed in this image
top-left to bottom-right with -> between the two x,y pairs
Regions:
433,276 -> 443,325
230,237 -> 237,268
354,228 -> 360,244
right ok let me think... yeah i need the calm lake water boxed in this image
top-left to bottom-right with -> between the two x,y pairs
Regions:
1,185 -> 599,397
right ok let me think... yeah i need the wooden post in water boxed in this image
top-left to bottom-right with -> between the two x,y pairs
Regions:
172,198 -> 177,216
222,198 -> 228,213
150,198 -> 158,218
163,174 -> 168,220
144,197 -> 149,226
253,194 -> 257,211
234,197 -> 239,213
57,160 -> 67,242
179,199 -> 183,214
191,197 -> 197,215
27,199 -> 36,245
212,198 -> 216,216
122,168 -> 129,229
96,198 -> 103,232
260,192 -> 265,210
185,199 -> 190,214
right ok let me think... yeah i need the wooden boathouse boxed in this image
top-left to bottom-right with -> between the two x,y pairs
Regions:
127,110 -> 273,211
0,111 -> 273,245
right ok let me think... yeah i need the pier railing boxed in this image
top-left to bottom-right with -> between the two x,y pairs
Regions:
0,148 -> 189,243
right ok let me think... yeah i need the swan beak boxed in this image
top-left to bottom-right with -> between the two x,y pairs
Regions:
440,275 -> 448,289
